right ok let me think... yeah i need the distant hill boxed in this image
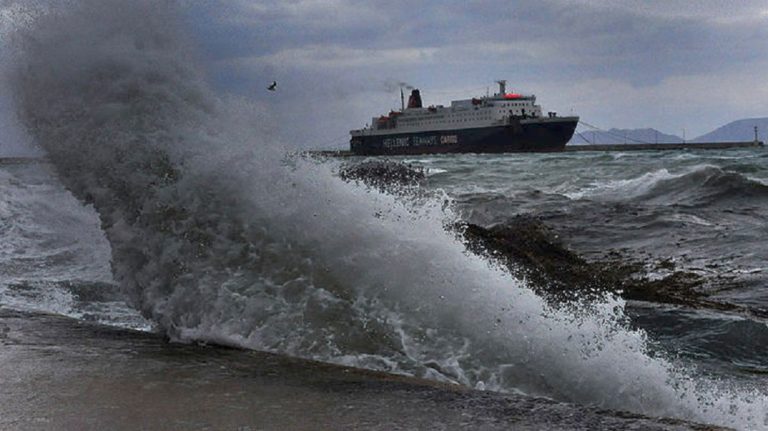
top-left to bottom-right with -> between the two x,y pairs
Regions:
692,117 -> 768,142
569,128 -> 683,145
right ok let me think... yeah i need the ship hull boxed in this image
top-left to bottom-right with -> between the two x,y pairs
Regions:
350,117 -> 578,156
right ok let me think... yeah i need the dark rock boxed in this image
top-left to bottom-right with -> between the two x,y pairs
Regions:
339,160 -> 425,192
459,216 -> 768,318
458,216 -> 612,303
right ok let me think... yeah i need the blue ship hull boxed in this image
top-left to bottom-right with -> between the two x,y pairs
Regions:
350,118 -> 578,156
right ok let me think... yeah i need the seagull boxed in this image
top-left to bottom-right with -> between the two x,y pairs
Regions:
267,81 -> 277,91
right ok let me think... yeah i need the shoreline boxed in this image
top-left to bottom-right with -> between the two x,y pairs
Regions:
0,307 -> 726,430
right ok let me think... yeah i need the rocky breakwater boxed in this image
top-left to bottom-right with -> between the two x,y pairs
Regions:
339,159 -> 764,318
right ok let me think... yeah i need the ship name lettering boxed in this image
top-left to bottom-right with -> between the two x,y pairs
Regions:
413,136 -> 437,146
383,137 -> 410,148
441,135 -> 458,144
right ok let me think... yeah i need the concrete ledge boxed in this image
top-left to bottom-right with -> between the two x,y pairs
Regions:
0,308 -> 727,430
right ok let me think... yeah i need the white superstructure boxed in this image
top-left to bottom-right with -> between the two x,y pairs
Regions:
351,81 -> 559,137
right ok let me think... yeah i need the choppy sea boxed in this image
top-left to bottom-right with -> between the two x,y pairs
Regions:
1,1 -> 767,429
414,150 -> 768,376
3,148 -> 768,429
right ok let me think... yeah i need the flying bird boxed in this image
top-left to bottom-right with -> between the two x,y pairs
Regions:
267,81 -> 277,91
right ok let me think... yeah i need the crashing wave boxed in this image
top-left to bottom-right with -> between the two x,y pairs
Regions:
5,1 -> 767,428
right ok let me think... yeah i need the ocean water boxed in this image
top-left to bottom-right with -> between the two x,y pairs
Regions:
415,150 -> 768,375
1,1 -> 767,429
422,150 -> 768,308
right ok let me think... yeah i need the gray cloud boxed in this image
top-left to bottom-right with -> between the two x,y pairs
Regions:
187,0 -> 768,148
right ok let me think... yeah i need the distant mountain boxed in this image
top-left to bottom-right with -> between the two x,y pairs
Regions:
569,128 -> 683,145
692,117 -> 768,143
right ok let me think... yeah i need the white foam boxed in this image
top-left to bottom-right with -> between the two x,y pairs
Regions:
426,167 -> 448,175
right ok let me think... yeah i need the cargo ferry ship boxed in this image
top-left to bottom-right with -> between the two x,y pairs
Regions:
350,81 -> 578,155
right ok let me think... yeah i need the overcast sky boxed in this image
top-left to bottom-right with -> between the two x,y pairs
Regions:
186,0 -> 768,149
3,1 -> 767,153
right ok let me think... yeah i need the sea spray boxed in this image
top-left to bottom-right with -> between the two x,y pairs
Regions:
6,1 -> 767,428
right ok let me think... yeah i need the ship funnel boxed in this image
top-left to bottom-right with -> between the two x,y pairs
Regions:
496,80 -> 507,95
407,89 -> 422,109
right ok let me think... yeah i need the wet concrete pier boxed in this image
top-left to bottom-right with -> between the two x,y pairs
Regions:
0,308 -> 726,430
